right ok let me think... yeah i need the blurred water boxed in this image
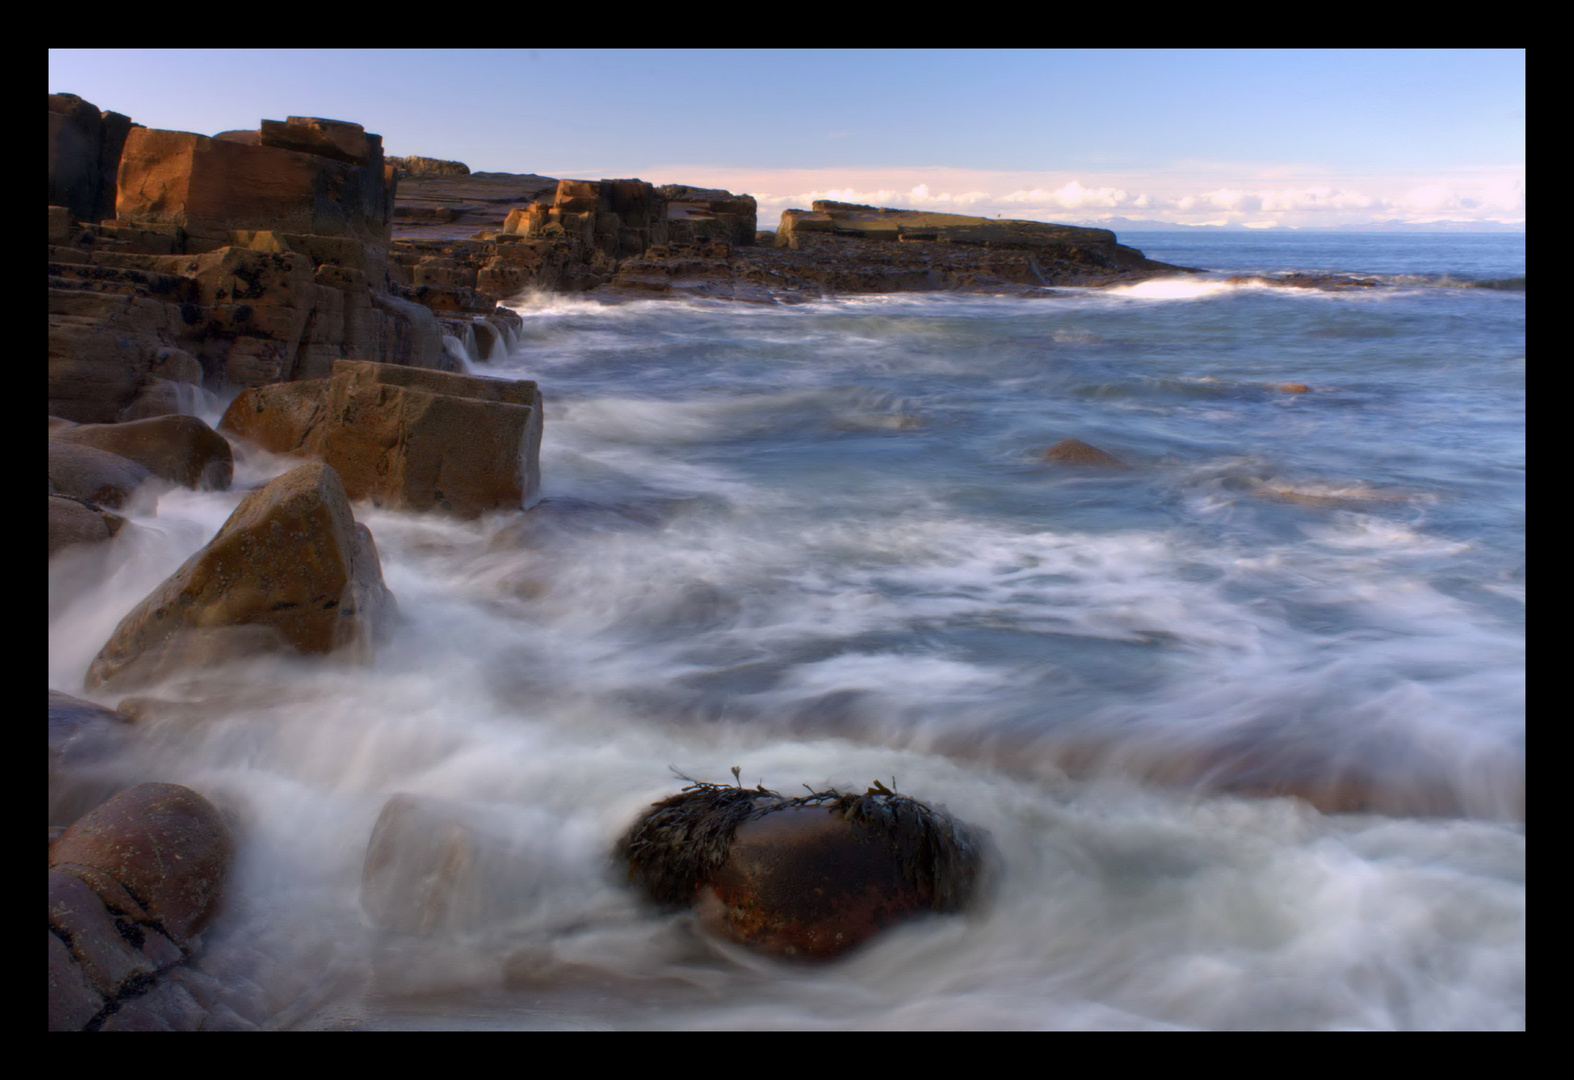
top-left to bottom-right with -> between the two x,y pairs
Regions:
48,233 -> 1525,1030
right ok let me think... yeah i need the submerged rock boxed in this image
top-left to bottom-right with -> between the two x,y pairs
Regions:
1041,438 -> 1128,467
617,778 -> 984,960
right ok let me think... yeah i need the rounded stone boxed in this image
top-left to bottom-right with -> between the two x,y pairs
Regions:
695,805 -> 934,959
48,782 -> 232,941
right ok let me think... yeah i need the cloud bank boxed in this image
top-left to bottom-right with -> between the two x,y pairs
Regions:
627,164 -> 1525,230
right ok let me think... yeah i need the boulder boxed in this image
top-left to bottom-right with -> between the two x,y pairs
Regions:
49,782 -> 232,942
48,439 -> 152,508
221,359 -> 543,518
48,783 -> 232,1030
1041,438 -> 1128,467
48,494 -> 127,557
84,461 -> 393,690
618,779 -> 983,960
51,414 -> 233,490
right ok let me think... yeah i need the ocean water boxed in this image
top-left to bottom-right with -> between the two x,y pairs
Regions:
47,232 -> 1525,1030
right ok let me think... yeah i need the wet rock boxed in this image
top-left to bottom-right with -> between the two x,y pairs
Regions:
48,782 -> 233,1030
48,494 -> 127,557
51,414 -> 234,490
618,779 -> 984,960
48,690 -> 136,825
49,782 -> 233,941
359,794 -> 555,935
47,439 -> 151,508
84,461 -> 393,690
1041,438 -> 1128,467
220,359 -> 542,518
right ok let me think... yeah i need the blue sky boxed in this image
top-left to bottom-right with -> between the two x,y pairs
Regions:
48,49 -> 1525,229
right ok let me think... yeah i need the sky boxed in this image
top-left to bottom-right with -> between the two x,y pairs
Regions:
48,49 -> 1525,230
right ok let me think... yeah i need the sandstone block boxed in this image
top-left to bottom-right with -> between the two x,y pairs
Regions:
84,462 -> 393,689
115,126 -> 392,243
220,359 -> 543,517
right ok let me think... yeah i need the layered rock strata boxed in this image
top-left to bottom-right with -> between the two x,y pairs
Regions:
221,359 -> 543,518
48,98 -> 523,423
609,201 -> 1196,301
385,172 -> 760,302
84,461 -> 393,691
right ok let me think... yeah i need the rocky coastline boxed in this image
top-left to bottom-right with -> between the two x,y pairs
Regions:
48,92 -> 1209,1028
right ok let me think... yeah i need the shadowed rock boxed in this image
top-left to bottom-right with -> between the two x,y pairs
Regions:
51,414 -> 233,490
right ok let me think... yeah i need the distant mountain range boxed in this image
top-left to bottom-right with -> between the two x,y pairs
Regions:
1067,217 -> 1526,234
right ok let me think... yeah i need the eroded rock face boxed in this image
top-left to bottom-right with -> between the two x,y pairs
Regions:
48,97 -> 524,420
618,780 -> 984,960
221,359 -> 543,518
48,782 -> 233,1030
84,461 -> 393,690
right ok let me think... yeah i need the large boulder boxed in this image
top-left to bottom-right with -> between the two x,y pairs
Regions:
51,414 -> 234,490
84,461 -> 393,690
220,358 -> 542,518
618,779 -> 983,960
48,782 -> 232,1030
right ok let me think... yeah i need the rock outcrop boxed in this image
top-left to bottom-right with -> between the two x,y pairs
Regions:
618,778 -> 984,960
221,359 -> 542,518
48,97 -> 523,423
608,201 -> 1196,301
48,782 -> 233,1030
84,461 -> 393,690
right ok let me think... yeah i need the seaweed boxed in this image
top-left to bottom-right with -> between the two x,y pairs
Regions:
616,769 -> 985,912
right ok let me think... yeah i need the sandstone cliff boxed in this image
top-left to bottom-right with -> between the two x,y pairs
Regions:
48,99 -> 522,423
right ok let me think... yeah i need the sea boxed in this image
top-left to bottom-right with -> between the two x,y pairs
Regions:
47,230 -> 1525,1030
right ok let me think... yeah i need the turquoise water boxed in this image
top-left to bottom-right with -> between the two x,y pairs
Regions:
48,233 -> 1525,1029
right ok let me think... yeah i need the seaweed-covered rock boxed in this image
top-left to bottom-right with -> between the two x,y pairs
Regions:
617,778 -> 983,959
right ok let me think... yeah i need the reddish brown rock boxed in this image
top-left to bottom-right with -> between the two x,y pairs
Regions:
49,782 -> 232,942
84,461 -> 393,690
619,780 -> 983,960
51,414 -> 233,490
221,359 -> 543,517
1041,438 -> 1129,467
114,122 -> 392,242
